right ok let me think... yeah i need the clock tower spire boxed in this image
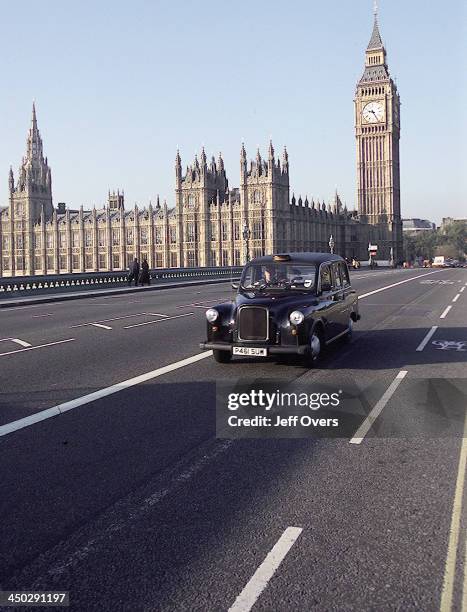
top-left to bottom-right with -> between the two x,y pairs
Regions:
355,7 -> 402,262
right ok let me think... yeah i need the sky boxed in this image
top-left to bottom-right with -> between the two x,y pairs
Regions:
0,0 -> 465,224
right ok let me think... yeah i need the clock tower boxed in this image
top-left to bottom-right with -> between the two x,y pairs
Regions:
355,10 -> 402,262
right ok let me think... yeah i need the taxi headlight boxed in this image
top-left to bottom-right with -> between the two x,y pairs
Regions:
206,308 -> 219,323
289,310 -> 304,325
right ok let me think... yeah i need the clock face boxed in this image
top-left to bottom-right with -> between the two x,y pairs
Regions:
362,101 -> 384,123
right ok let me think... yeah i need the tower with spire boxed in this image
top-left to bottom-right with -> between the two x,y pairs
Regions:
174,147 -> 228,266
10,103 -> 53,222
7,103 -> 53,274
355,5 -> 402,261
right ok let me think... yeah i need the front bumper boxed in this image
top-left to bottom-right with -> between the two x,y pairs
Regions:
199,341 -> 310,355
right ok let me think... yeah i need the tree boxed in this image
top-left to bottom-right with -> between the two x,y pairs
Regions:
439,221 -> 466,260
403,230 -> 438,262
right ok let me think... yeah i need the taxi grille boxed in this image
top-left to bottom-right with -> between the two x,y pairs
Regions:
238,307 -> 268,341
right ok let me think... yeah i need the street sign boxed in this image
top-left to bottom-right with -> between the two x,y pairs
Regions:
368,244 -> 378,252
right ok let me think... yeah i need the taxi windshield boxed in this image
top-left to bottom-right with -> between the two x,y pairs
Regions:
240,263 -> 317,291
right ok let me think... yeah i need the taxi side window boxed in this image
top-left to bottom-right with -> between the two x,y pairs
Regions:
340,262 -> 351,287
320,265 -> 332,291
332,262 -> 343,289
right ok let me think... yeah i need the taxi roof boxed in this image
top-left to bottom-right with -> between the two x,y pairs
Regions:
248,252 -> 344,265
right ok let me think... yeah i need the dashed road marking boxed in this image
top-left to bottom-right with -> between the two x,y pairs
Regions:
228,527 -> 303,612
177,298 -> 222,308
91,323 -> 112,330
416,326 -> 438,352
460,287 -> 465,293
0,338 -> 32,348
440,305 -> 452,319
453,294 -> 460,303
71,313 -> 152,328
0,338 -> 75,358
350,371 -> 407,444
123,312 -> 194,328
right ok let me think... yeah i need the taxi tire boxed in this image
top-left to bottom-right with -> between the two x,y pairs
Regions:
344,318 -> 353,342
213,349 -> 231,363
304,327 -> 324,368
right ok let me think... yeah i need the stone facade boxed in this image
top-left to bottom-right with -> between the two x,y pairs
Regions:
0,15 -> 401,277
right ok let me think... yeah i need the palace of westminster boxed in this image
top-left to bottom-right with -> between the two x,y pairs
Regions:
0,14 -> 402,277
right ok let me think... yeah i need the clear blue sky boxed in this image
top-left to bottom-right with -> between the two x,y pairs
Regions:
1,0 -> 465,224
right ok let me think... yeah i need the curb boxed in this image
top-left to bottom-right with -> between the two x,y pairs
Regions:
0,277 -> 238,309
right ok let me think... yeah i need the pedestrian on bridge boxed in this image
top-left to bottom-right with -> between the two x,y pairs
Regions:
139,258 -> 150,285
128,258 -> 140,286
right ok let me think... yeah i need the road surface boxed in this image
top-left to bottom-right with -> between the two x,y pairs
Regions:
0,267 -> 466,611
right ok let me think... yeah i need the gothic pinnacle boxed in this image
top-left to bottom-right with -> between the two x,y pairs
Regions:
268,139 -> 274,160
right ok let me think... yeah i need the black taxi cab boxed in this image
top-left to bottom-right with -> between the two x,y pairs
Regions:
199,252 -> 360,365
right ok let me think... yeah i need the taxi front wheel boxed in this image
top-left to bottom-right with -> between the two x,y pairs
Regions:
344,318 -> 353,342
304,329 -> 324,368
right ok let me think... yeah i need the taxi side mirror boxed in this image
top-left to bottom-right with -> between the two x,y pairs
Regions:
231,282 -> 239,290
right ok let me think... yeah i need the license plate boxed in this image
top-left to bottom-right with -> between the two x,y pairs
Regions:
232,346 -> 267,357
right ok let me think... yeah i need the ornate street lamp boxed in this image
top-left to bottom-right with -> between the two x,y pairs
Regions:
329,234 -> 335,255
242,222 -> 251,262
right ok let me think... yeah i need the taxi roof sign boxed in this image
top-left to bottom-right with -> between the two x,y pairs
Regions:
273,254 -> 291,262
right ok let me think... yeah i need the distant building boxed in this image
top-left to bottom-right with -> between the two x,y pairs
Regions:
0,11 -> 401,277
0,108 -> 376,276
402,218 -> 436,233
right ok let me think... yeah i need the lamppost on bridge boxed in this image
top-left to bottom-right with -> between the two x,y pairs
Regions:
329,234 -> 335,255
243,222 -> 251,263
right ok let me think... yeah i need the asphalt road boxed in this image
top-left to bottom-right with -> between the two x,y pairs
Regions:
0,267 -> 466,611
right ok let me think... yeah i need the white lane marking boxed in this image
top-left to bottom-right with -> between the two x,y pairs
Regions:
350,371 -> 407,444
0,338 -> 75,358
0,338 -> 32,347
177,298 -> 221,308
416,326 -> 438,352
32,313 -> 54,318
71,313 -> 151,328
440,305 -> 452,319
228,527 -> 303,612
90,323 -> 112,330
460,287 -> 465,293
359,270 -> 442,299
141,312 -> 169,317
0,350 -> 212,437
462,539 -> 467,612
440,413 -> 467,612
123,313 -> 194,329
453,294 -> 460,303
11,338 -> 32,347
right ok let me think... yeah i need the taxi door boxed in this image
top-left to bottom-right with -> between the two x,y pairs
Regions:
318,264 -> 341,340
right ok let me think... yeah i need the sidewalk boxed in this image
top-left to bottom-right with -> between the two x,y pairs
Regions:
0,277 -> 237,309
